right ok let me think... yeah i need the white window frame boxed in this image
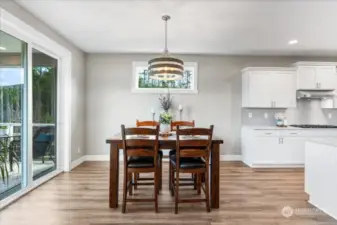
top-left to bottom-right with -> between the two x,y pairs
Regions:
131,61 -> 198,94
0,7 -> 72,209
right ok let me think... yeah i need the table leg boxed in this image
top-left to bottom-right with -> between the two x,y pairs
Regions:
211,143 -> 220,209
109,144 -> 119,208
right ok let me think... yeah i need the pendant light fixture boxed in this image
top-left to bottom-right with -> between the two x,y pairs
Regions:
148,15 -> 184,81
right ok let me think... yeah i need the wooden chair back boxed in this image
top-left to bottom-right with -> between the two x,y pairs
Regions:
175,125 -> 214,159
136,120 -> 159,127
121,125 -> 160,163
171,120 -> 195,131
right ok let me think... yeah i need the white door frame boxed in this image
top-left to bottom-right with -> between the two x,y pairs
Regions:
0,7 -> 72,208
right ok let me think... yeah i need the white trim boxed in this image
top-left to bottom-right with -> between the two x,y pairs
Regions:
131,61 -> 198,94
0,170 -> 62,210
73,154 -> 242,165
293,61 -> 337,67
220,155 -> 242,161
70,155 -> 85,170
241,67 -> 296,73
85,154 -> 110,161
248,163 -> 304,168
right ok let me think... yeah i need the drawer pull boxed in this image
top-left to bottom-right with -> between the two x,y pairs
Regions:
264,133 -> 272,135
290,133 -> 299,135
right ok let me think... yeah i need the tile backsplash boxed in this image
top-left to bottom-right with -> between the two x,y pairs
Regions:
242,100 -> 337,126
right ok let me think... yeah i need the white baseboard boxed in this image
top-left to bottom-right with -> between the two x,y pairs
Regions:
71,154 -> 243,170
220,155 -> 242,161
249,164 -> 304,168
70,155 -> 85,170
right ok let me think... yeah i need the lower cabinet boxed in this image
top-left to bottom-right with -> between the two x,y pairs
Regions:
247,136 -> 305,166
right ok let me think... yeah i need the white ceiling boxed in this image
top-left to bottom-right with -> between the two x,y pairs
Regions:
15,0 -> 337,56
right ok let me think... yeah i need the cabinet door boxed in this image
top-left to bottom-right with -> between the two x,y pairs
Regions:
248,71 -> 274,107
297,66 -> 316,90
281,137 -> 306,164
254,137 -> 280,164
316,66 -> 337,90
273,71 -> 296,108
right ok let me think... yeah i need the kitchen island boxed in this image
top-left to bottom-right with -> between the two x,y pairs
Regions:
305,139 -> 337,220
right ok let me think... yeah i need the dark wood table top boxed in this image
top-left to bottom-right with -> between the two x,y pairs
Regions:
106,134 -> 224,144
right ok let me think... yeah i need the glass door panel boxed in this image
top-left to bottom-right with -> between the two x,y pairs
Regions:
32,49 -> 57,180
0,30 -> 27,200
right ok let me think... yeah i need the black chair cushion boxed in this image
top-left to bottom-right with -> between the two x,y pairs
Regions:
169,154 -> 205,169
127,153 -> 162,168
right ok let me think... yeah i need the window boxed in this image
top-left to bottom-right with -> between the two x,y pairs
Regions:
0,30 -> 28,200
32,49 -> 57,180
132,62 -> 198,94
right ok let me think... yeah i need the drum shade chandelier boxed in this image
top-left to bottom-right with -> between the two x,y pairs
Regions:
148,15 -> 184,81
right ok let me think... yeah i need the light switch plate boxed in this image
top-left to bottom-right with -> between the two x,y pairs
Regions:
248,112 -> 253,118
264,113 -> 268,119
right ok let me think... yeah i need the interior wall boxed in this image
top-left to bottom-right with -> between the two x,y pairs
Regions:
0,0 -> 86,162
86,54 -> 337,156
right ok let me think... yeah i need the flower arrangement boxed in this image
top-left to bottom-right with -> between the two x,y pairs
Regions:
0,126 -> 7,129
159,112 -> 172,124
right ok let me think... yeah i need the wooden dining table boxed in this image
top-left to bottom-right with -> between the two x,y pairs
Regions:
106,134 -> 224,209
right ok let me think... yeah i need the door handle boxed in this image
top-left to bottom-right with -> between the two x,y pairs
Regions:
278,138 -> 283,144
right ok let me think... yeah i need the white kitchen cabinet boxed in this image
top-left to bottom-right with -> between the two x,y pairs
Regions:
294,62 -> 337,90
316,66 -> 337,90
242,68 -> 296,108
297,66 -> 316,89
241,127 -> 337,168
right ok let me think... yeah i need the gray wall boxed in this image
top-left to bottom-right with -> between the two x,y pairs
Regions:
86,54 -> 337,156
0,0 -> 86,161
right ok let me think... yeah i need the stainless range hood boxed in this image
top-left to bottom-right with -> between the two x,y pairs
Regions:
297,90 -> 335,99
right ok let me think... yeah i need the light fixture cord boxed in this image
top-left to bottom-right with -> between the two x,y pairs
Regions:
164,18 -> 168,54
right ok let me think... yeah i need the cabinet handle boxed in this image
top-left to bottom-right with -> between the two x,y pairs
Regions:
274,101 -> 276,108
319,83 -> 321,89
265,133 -> 272,135
281,138 -> 284,144
290,133 -> 299,135
316,82 -> 319,88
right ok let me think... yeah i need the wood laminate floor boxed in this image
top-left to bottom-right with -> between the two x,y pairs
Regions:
0,161 -> 336,225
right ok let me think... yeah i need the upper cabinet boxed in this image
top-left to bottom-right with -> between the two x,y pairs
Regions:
294,62 -> 337,90
242,67 -> 296,108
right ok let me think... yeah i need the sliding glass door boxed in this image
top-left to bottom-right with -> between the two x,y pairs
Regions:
32,49 -> 57,180
0,29 -> 59,201
0,30 -> 27,200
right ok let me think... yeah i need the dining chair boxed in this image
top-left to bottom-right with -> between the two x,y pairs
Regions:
134,120 -> 163,191
170,120 -> 195,131
121,124 -> 160,213
169,120 -> 196,191
169,125 -> 214,214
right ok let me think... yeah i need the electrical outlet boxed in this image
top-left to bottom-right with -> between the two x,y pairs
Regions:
248,112 -> 253,118
328,113 -> 332,119
264,113 -> 268,119
77,147 -> 81,153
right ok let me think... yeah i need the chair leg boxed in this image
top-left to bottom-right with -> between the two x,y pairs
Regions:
204,169 -> 211,212
175,170 -> 179,214
193,173 -> 197,190
122,169 -> 128,213
128,173 -> 133,196
170,163 -> 174,197
154,170 -> 159,213
197,173 -> 201,195
159,157 -> 163,190
169,161 -> 172,191
134,173 -> 138,190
